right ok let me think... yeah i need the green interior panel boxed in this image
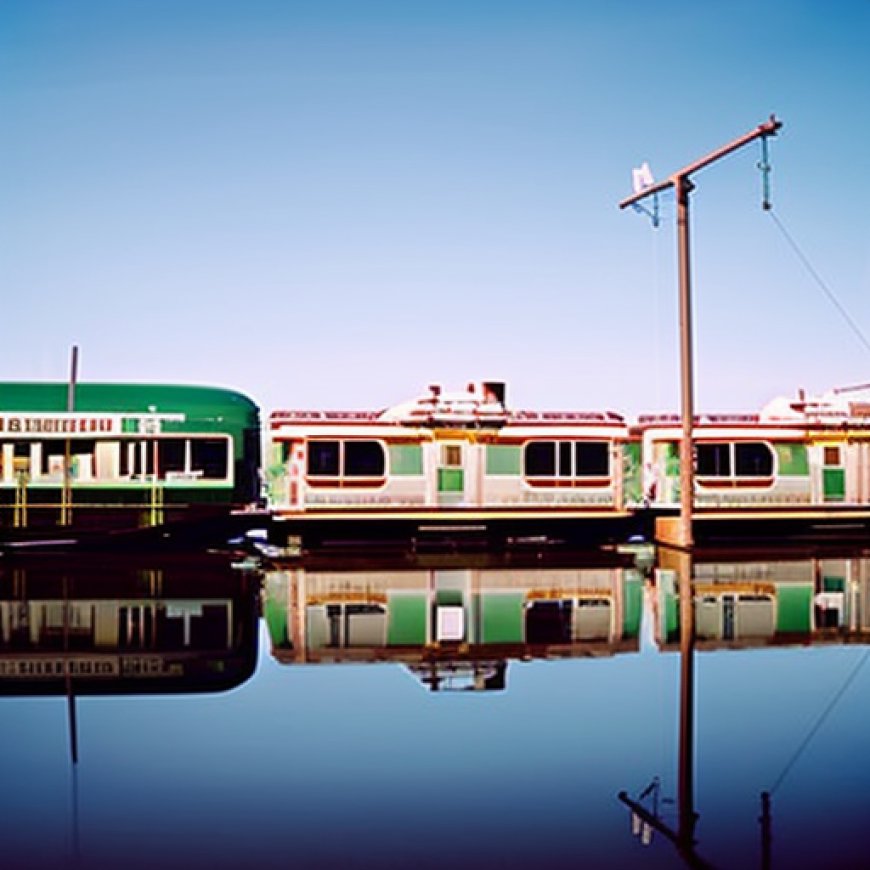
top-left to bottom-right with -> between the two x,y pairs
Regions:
658,571 -> 679,642
774,443 -> 809,476
481,593 -> 525,644
486,445 -> 521,475
263,598 -> 288,648
436,589 -> 463,606
823,467 -> 846,501
387,594 -> 427,645
665,442 -> 680,477
776,584 -> 813,633
823,575 -> 846,593
389,444 -> 424,475
622,575 -> 643,637
622,443 -> 643,504
438,468 -> 464,492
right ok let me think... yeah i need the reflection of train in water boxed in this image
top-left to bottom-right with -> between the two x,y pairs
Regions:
654,548 -> 870,650
0,555 -> 260,694
262,557 -> 643,690
267,381 -> 870,547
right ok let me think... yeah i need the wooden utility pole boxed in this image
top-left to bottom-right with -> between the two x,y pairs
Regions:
620,117 -> 782,548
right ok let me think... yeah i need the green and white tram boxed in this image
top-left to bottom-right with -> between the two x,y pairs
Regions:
0,383 -> 261,545
267,381 -> 642,550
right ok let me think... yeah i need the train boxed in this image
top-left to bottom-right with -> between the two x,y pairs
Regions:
0,382 -> 261,548
267,380 -> 870,548
3,378 -> 869,550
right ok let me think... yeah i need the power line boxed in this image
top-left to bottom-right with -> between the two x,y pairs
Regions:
767,209 -> 870,356
768,647 -> 870,795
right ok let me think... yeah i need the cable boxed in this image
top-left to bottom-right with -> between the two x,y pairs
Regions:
767,209 -> 870,356
768,647 -> 870,794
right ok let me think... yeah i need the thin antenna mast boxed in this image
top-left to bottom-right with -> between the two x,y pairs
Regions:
61,346 -> 79,526
619,116 -> 782,548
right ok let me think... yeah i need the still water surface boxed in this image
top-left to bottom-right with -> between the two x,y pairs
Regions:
1,547 -> 869,869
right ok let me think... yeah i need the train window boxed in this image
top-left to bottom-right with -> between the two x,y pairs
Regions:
192,438 -> 229,479
158,439 -> 186,474
524,441 -> 610,478
308,441 -> 340,476
558,442 -> 572,476
735,443 -> 774,476
441,444 -> 462,467
575,442 -> 609,476
697,442 -> 773,478
124,440 -> 153,478
120,440 -> 132,477
71,439 -> 97,456
697,443 -> 731,476
525,441 -> 555,476
344,441 -> 385,477
40,442 -> 96,475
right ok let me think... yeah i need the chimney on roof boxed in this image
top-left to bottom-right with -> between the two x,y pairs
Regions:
482,381 -> 506,407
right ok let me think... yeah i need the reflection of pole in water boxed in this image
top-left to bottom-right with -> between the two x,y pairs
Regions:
618,547 -> 710,868
63,573 -> 82,866
676,549 -> 696,849
63,575 -> 79,766
70,763 -> 81,868
760,791 -> 772,870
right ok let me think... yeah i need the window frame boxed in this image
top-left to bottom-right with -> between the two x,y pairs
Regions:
305,438 -> 387,487
522,439 -> 611,487
695,440 -> 775,488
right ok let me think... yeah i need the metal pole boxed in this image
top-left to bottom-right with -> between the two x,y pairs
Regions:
675,178 -> 695,549
62,346 -> 79,526
619,117 -> 782,549
67,346 -> 79,414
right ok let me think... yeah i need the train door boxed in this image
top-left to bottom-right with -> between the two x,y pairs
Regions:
722,594 -> 736,640
437,442 -> 465,505
821,443 -> 846,503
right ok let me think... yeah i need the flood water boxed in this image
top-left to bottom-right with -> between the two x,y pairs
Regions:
2,544 -> 869,869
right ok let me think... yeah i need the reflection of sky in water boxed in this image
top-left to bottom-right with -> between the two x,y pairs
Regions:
2,569 -> 870,868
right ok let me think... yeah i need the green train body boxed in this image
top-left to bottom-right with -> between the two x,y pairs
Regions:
0,383 -> 261,541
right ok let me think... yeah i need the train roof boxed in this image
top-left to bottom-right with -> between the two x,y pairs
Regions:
637,385 -> 870,429
0,382 -> 259,425
271,381 -> 625,428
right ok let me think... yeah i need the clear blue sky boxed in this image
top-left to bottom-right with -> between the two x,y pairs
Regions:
2,0 -> 868,417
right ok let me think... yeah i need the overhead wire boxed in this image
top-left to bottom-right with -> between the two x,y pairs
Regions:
765,207 -> 870,356
760,134 -> 870,793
